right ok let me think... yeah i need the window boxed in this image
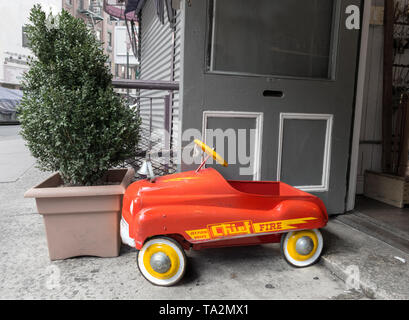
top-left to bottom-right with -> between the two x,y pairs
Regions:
22,26 -> 29,48
65,0 -> 73,6
107,31 -> 112,47
96,30 -> 102,42
209,0 -> 337,79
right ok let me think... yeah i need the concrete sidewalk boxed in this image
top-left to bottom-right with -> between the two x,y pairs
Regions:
0,125 -> 407,299
0,125 -> 35,183
0,163 -> 356,299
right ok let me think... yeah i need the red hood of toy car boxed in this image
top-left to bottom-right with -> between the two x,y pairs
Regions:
126,167 -> 235,197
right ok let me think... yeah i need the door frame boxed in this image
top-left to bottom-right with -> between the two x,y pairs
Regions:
346,0 -> 372,211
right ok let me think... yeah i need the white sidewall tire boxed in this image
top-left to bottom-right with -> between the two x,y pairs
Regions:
281,229 -> 323,268
137,237 -> 186,286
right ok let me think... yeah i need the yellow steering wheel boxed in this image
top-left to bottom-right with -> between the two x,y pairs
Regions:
194,139 -> 228,167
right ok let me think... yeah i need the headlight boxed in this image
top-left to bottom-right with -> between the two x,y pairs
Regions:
130,200 -> 134,215
129,197 -> 142,216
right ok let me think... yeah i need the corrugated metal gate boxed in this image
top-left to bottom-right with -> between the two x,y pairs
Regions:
139,0 -> 181,156
171,8 -> 181,152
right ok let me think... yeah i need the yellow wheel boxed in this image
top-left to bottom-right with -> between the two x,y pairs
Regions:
280,229 -> 323,268
137,237 -> 186,286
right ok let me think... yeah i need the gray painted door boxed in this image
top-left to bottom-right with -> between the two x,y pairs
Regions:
181,0 -> 362,214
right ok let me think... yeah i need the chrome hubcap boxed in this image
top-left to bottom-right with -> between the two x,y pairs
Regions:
150,252 -> 171,274
295,236 -> 314,256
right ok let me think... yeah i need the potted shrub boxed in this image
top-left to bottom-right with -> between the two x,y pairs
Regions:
20,6 -> 140,260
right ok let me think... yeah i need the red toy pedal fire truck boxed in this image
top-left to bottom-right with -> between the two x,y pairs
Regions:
121,139 -> 328,286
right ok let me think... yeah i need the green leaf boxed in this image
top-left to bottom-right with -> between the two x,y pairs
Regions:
18,5 -> 141,186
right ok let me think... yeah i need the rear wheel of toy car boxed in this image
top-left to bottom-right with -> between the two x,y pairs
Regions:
280,229 -> 323,268
137,237 -> 186,286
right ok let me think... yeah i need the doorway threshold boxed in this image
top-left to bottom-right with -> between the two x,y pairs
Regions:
336,196 -> 409,254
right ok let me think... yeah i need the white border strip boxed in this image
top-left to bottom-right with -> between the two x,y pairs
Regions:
277,113 -> 333,192
202,111 -> 264,181
346,0 -> 372,211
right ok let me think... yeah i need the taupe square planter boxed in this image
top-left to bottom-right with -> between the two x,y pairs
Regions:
25,168 -> 135,260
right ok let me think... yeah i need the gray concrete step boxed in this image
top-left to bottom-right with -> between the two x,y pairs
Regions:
320,219 -> 409,299
335,212 -> 409,254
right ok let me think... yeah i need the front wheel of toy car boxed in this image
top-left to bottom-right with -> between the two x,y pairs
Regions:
137,237 -> 187,286
280,229 -> 323,268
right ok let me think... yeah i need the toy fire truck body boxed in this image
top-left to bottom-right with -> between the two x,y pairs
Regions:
121,140 -> 328,286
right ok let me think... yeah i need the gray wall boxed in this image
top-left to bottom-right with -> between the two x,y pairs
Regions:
356,0 -> 383,193
356,0 -> 409,193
